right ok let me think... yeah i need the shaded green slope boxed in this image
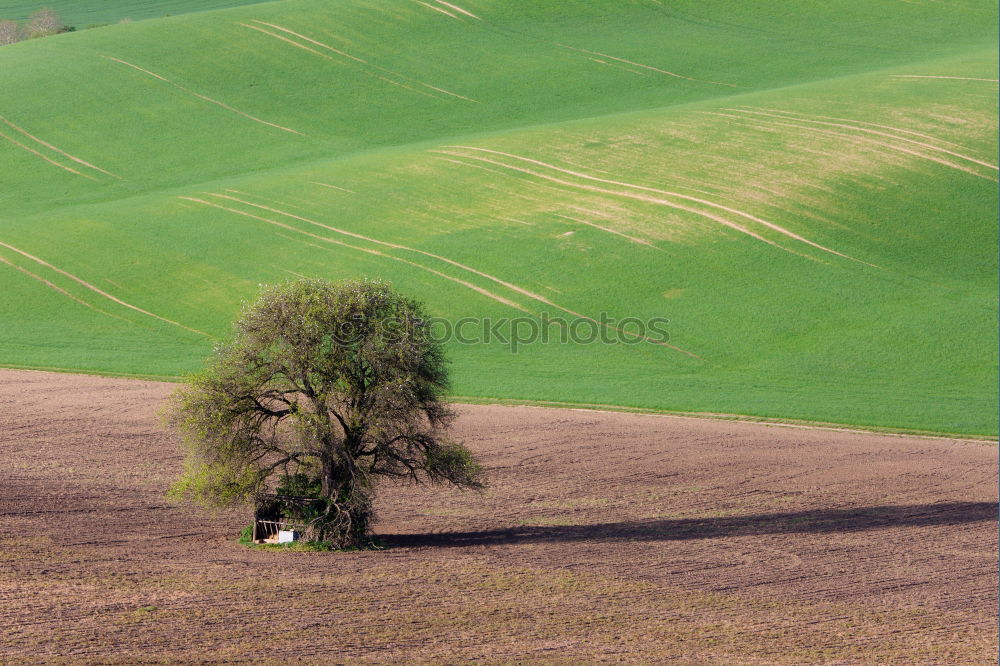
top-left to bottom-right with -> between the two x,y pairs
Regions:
0,0 -> 274,27
0,0 -> 996,434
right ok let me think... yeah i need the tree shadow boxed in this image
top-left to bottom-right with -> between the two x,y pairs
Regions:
381,501 -> 997,549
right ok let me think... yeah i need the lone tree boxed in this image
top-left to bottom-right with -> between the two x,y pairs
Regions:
25,7 -> 63,38
168,278 -> 484,548
0,20 -> 21,46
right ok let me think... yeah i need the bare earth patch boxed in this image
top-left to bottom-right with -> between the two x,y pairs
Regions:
0,370 -> 995,663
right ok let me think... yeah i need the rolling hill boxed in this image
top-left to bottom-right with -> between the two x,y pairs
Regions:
0,0 -> 271,27
0,0 -> 996,434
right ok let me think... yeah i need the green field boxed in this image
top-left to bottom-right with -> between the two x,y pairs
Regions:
0,0 -> 270,26
0,0 -> 996,434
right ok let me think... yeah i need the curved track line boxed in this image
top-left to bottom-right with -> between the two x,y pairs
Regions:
734,108 -> 998,171
589,57 -> 648,77
240,23 -> 335,60
890,75 -> 999,82
437,157 -> 653,245
0,130 -> 94,180
748,107 -> 979,152
435,1 -> 480,19
204,193 -> 701,358
419,82 -> 478,102
249,21 -> 477,102
441,147 -> 866,263
433,155 -> 577,199
310,181 -> 355,194
715,111 -> 996,183
103,56 -> 304,136
556,43 -> 736,87
250,20 -> 365,63
0,115 -> 119,179
434,150 -> 786,253
454,6 -> 735,88
0,240 -> 209,337
181,196 -> 529,313
417,1 -> 458,18
551,213 -> 656,247
241,23 -> 437,100
208,192 -> 611,298
0,255 -> 129,322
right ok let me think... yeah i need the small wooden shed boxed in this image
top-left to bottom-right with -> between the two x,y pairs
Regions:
252,494 -> 324,543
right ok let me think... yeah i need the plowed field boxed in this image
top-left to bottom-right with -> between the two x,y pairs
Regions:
1,370 -> 995,663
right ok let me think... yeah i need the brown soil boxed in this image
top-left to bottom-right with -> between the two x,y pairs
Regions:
1,370 -> 995,663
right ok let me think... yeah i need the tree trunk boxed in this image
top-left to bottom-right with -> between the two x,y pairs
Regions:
320,453 -> 335,500
313,442 -> 371,547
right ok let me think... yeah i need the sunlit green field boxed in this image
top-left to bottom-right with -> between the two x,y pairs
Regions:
0,0 -> 996,434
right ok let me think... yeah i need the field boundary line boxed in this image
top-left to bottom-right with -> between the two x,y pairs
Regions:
0,365 -> 185,382
890,75 -> 999,82
450,396 -> 998,443
0,364 -> 990,441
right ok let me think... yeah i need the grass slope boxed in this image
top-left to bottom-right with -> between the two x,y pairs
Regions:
0,0 -> 273,27
0,0 -> 996,434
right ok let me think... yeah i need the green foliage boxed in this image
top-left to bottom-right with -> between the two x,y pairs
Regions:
169,278 -> 485,548
426,443 -> 486,488
238,523 -> 254,544
0,0 -> 996,434
271,474 -> 333,528
275,473 -> 322,498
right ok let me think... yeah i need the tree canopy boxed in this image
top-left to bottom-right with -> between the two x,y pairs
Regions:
168,278 -> 484,547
